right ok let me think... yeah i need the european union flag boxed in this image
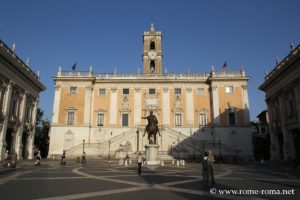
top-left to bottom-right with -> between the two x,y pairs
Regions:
72,62 -> 77,71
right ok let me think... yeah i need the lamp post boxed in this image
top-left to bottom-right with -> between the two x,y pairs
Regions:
82,139 -> 85,154
193,140 -> 195,162
108,140 -> 111,160
136,127 -> 139,152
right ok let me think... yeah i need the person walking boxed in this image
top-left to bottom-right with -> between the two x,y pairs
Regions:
61,150 -> 66,165
202,152 -> 212,187
208,150 -> 215,184
137,152 -> 144,175
35,151 -> 41,166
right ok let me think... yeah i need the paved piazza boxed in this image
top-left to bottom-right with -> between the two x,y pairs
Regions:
0,160 -> 299,200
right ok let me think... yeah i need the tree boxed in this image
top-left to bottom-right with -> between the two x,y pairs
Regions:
34,108 -> 50,158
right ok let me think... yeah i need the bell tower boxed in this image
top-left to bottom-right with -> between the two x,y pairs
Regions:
143,23 -> 163,74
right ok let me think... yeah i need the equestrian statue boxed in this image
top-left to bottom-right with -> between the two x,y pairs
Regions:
142,111 -> 161,144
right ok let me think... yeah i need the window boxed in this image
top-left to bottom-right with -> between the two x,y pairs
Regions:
228,110 -> 236,125
122,114 -> 129,126
99,89 -> 106,96
70,86 -> 77,94
67,112 -> 75,125
174,88 -> 181,95
175,114 -> 182,126
149,88 -> 156,95
150,41 -> 155,50
123,88 -> 129,95
225,86 -> 233,94
97,114 -> 104,126
150,61 -> 155,73
198,113 -> 207,127
198,88 -> 205,96
252,126 -> 258,133
261,126 -> 266,134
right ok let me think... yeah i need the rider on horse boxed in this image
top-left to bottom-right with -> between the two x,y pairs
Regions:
142,111 -> 161,144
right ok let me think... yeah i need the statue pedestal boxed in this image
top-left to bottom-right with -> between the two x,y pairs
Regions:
145,144 -> 160,165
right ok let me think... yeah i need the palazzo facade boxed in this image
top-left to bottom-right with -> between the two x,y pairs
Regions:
0,40 -> 45,161
48,24 -> 252,160
260,44 -> 300,163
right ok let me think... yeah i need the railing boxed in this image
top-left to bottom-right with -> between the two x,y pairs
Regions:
214,70 -> 245,77
0,40 -> 40,80
60,71 -> 93,77
264,44 -> 300,81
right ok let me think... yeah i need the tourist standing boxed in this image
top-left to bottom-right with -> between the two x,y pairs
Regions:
202,152 -> 212,186
35,150 -> 41,166
208,150 -> 215,184
61,150 -> 66,165
137,152 -> 144,175
82,152 -> 86,164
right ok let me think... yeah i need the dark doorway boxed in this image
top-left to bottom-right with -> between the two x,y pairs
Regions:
22,131 -> 28,159
293,129 -> 300,164
5,128 -> 13,153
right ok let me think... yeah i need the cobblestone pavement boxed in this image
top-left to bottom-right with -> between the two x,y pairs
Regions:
0,159 -> 299,200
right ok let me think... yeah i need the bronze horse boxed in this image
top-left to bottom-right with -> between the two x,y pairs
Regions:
144,123 -> 161,144
142,111 -> 161,144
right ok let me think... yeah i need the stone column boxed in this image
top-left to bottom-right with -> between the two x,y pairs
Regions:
15,92 -> 27,157
278,95 -> 289,160
84,86 -> 92,125
242,84 -> 250,123
267,101 -> 279,160
52,85 -> 61,124
109,88 -> 118,125
28,98 -> 38,159
134,87 -> 141,125
0,81 -> 13,161
185,87 -> 194,126
0,81 -> 6,113
162,88 -> 170,125
211,85 -> 220,124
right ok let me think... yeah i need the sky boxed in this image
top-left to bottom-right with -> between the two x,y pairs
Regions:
0,0 -> 299,121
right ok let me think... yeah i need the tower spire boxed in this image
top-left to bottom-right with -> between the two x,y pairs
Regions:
150,22 -> 154,32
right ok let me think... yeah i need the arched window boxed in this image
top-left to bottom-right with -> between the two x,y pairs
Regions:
150,61 -> 155,73
150,41 -> 155,50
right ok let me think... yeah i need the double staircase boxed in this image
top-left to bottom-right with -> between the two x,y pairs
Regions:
65,126 -> 241,161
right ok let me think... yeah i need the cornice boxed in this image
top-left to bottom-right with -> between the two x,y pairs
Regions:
0,40 -> 46,92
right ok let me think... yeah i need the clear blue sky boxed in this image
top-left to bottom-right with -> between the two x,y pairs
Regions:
0,0 -> 299,120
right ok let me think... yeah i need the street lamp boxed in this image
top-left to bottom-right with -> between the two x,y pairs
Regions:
108,140 -> 111,160
83,139 -> 85,154
193,140 -> 195,162
136,127 -> 139,152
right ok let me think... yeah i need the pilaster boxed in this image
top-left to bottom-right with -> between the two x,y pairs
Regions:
242,84 -> 250,123
185,87 -> 194,126
15,91 -> 27,157
52,85 -> 61,124
162,88 -> 170,125
84,86 -> 93,125
211,85 -> 220,124
134,87 -> 141,125
0,81 -> 13,161
28,98 -> 38,159
109,88 -> 118,125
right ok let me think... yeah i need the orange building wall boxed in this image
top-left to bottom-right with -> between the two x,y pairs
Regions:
58,86 -> 86,125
